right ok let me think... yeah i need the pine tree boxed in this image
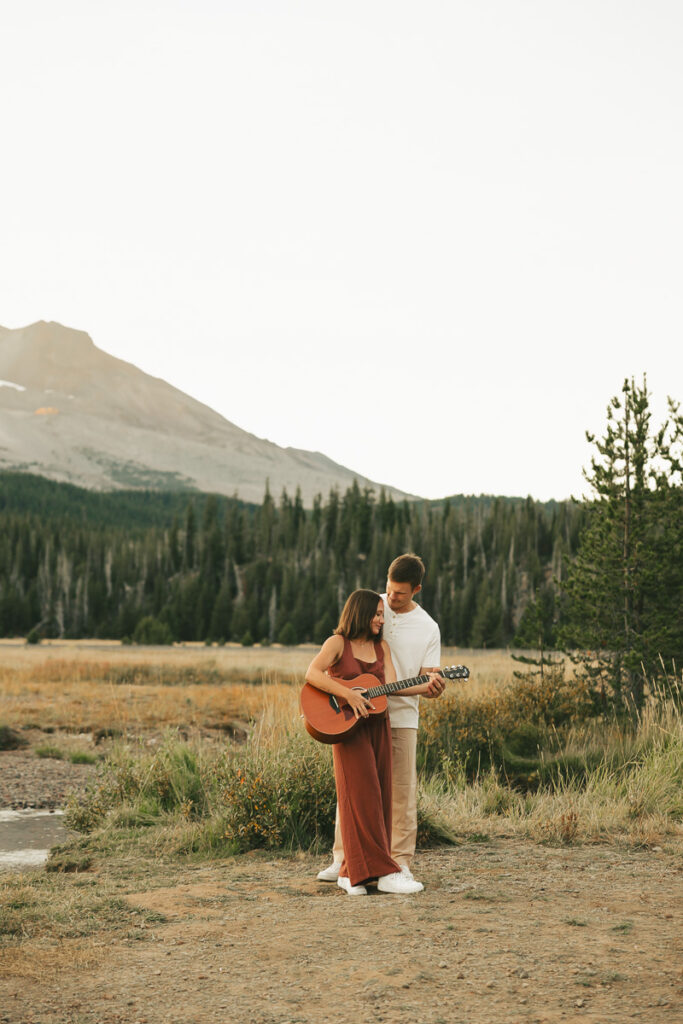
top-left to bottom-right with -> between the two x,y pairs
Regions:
511,583 -> 561,681
184,501 -> 196,570
560,378 -> 682,709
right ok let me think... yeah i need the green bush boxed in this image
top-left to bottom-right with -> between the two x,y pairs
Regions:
504,721 -> 547,757
132,616 -> 174,645
66,728 -> 337,855
69,751 -> 99,765
213,731 -> 336,853
65,733 -> 210,832
419,667 -> 598,781
35,744 -> 66,760
277,622 -> 297,646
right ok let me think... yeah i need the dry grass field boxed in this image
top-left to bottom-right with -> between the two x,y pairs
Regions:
0,640 -> 516,738
1,642 -> 682,1024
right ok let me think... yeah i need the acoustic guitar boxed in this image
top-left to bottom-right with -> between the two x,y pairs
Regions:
300,665 -> 470,744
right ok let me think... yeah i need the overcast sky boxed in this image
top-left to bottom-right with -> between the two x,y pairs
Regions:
1,1 -> 681,501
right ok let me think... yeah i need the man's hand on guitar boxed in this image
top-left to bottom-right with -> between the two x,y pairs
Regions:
424,672 -> 446,699
344,688 -> 375,719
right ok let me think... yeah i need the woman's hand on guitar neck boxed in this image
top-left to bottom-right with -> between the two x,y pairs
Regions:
345,688 -> 376,719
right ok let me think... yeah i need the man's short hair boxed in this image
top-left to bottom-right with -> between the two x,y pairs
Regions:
387,553 -> 425,589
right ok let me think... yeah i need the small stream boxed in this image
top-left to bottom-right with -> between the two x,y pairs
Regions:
0,808 -> 70,871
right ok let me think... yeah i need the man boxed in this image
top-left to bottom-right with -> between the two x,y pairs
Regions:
317,552 -> 444,888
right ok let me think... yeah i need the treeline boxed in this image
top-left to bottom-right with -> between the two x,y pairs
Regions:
0,472 -> 585,646
0,470 -> 247,529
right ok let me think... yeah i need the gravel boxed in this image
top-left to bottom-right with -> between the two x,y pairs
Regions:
0,749 -> 95,810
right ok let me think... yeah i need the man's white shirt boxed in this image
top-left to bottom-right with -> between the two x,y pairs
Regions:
381,594 -> 441,729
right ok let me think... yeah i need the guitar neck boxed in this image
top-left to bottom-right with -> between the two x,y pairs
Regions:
363,670 -> 444,700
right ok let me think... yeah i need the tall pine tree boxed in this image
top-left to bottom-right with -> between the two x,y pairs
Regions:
560,378 -> 682,709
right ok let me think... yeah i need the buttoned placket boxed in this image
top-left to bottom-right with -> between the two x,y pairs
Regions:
385,607 -> 400,641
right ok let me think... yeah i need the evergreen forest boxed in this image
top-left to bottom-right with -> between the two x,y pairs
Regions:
0,471 -> 584,647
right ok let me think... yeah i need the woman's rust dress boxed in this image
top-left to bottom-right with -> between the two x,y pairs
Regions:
328,638 -> 401,886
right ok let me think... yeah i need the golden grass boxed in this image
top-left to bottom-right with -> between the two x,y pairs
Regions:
0,643 -> 313,734
0,638 -> 315,673
418,772 -> 683,850
417,691 -> 683,850
0,940 -> 103,978
10,642 -> 678,849
0,672 -> 294,735
0,637 -> 523,679
0,642 -> 523,736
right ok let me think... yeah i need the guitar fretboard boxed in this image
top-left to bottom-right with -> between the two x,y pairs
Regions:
363,671 -> 444,699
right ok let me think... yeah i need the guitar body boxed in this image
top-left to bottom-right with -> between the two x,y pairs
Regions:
301,664 -> 469,745
300,673 -> 388,744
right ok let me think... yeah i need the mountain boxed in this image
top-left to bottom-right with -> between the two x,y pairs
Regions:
0,321 -> 413,504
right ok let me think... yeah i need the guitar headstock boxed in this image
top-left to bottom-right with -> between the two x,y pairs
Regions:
441,664 -> 470,680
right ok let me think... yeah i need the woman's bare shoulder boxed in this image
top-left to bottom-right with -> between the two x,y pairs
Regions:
321,634 -> 344,658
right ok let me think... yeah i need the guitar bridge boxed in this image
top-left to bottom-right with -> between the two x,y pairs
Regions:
328,694 -> 341,714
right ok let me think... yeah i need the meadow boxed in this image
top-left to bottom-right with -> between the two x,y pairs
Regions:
1,640 -> 681,852
0,640 -> 520,747
2,641 -> 681,1024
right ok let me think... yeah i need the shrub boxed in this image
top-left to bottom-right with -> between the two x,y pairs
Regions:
508,666 -> 595,727
66,728 -> 337,856
419,666 -> 597,779
277,622 -> 297,646
504,721 -> 546,757
35,744 -> 66,760
419,690 -> 511,775
65,733 -> 210,832
132,616 -> 173,645
26,628 -> 41,645
0,725 -> 29,751
69,751 -> 99,765
214,731 -> 336,853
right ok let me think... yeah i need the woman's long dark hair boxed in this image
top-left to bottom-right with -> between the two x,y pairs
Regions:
335,589 -> 383,642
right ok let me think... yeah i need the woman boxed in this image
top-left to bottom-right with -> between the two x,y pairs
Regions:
305,589 -> 433,896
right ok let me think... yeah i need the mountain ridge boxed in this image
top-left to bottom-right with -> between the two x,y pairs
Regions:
0,321 -> 415,504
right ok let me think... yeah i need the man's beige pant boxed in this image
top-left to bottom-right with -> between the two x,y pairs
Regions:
332,726 -> 417,868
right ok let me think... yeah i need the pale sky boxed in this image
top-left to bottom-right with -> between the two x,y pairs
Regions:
1,0 -> 681,501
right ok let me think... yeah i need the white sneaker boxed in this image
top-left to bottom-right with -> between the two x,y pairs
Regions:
399,865 -> 421,884
377,871 -> 424,895
337,876 -> 367,896
317,861 -> 342,882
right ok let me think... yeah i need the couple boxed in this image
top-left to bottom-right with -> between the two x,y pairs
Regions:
305,553 -> 443,896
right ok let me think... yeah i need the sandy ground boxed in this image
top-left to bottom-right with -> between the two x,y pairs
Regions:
1,840 -> 681,1024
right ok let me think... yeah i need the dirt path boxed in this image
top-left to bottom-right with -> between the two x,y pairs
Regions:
1,840 -> 681,1024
